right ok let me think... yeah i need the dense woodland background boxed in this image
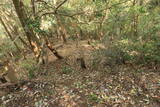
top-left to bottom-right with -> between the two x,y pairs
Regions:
0,0 -> 160,106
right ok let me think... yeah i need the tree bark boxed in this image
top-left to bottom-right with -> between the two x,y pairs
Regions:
12,0 -> 41,58
55,15 -> 67,43
0,16 -> 21,53
44,35 -> 63,59
31,0 -> 36,17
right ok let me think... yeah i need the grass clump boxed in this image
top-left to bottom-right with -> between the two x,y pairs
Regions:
61,66 -> 74,74
88,93 -> 101,103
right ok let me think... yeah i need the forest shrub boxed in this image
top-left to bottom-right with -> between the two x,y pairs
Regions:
111,38 -> 160,65
61,66 -> 73,74
92,36 -> 160,70
88,93 -> 101,102
0,38 -> 21,61
19,58 -> 37,78
92,39 -> 130,70
133,41 -> 160,65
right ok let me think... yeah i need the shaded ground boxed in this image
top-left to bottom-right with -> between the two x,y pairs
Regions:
0,41 -> 160,107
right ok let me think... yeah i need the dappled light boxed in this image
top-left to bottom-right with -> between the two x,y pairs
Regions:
0,0 -> 160,106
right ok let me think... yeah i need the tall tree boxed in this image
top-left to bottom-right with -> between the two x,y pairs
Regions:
12,0 -> 40,57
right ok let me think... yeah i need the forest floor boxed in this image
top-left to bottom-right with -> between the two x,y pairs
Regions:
0,40 -> 160,107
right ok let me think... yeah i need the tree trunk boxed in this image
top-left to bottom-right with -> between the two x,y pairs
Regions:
55,15 -> 67,43
0,17 -> 21,53
31,0 -> 36,17
12,0 -> 41,58
132,0 -> 138,37
44,35 -> 63,59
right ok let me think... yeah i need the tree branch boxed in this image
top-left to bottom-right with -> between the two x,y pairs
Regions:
40,0 -> 131,18
54,0 -> 68,13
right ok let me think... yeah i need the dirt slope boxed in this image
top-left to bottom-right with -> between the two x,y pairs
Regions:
0,40 -> 159,107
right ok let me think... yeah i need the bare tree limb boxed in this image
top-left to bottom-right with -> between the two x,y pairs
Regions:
54,0 -> 68,13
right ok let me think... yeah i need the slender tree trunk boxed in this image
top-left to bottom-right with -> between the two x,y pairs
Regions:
132,0 -> 138,37
55,15 -> 67,43
0,17 -> 21,53
99,9 -> 109,40
31,0 -> 36,17
11,25 -> 29,48
1,12 -> 29,49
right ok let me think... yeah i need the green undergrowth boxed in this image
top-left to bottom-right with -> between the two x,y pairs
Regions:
19,58 -> 37,78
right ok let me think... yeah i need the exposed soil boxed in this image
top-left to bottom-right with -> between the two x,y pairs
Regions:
0,41 -> 160,107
